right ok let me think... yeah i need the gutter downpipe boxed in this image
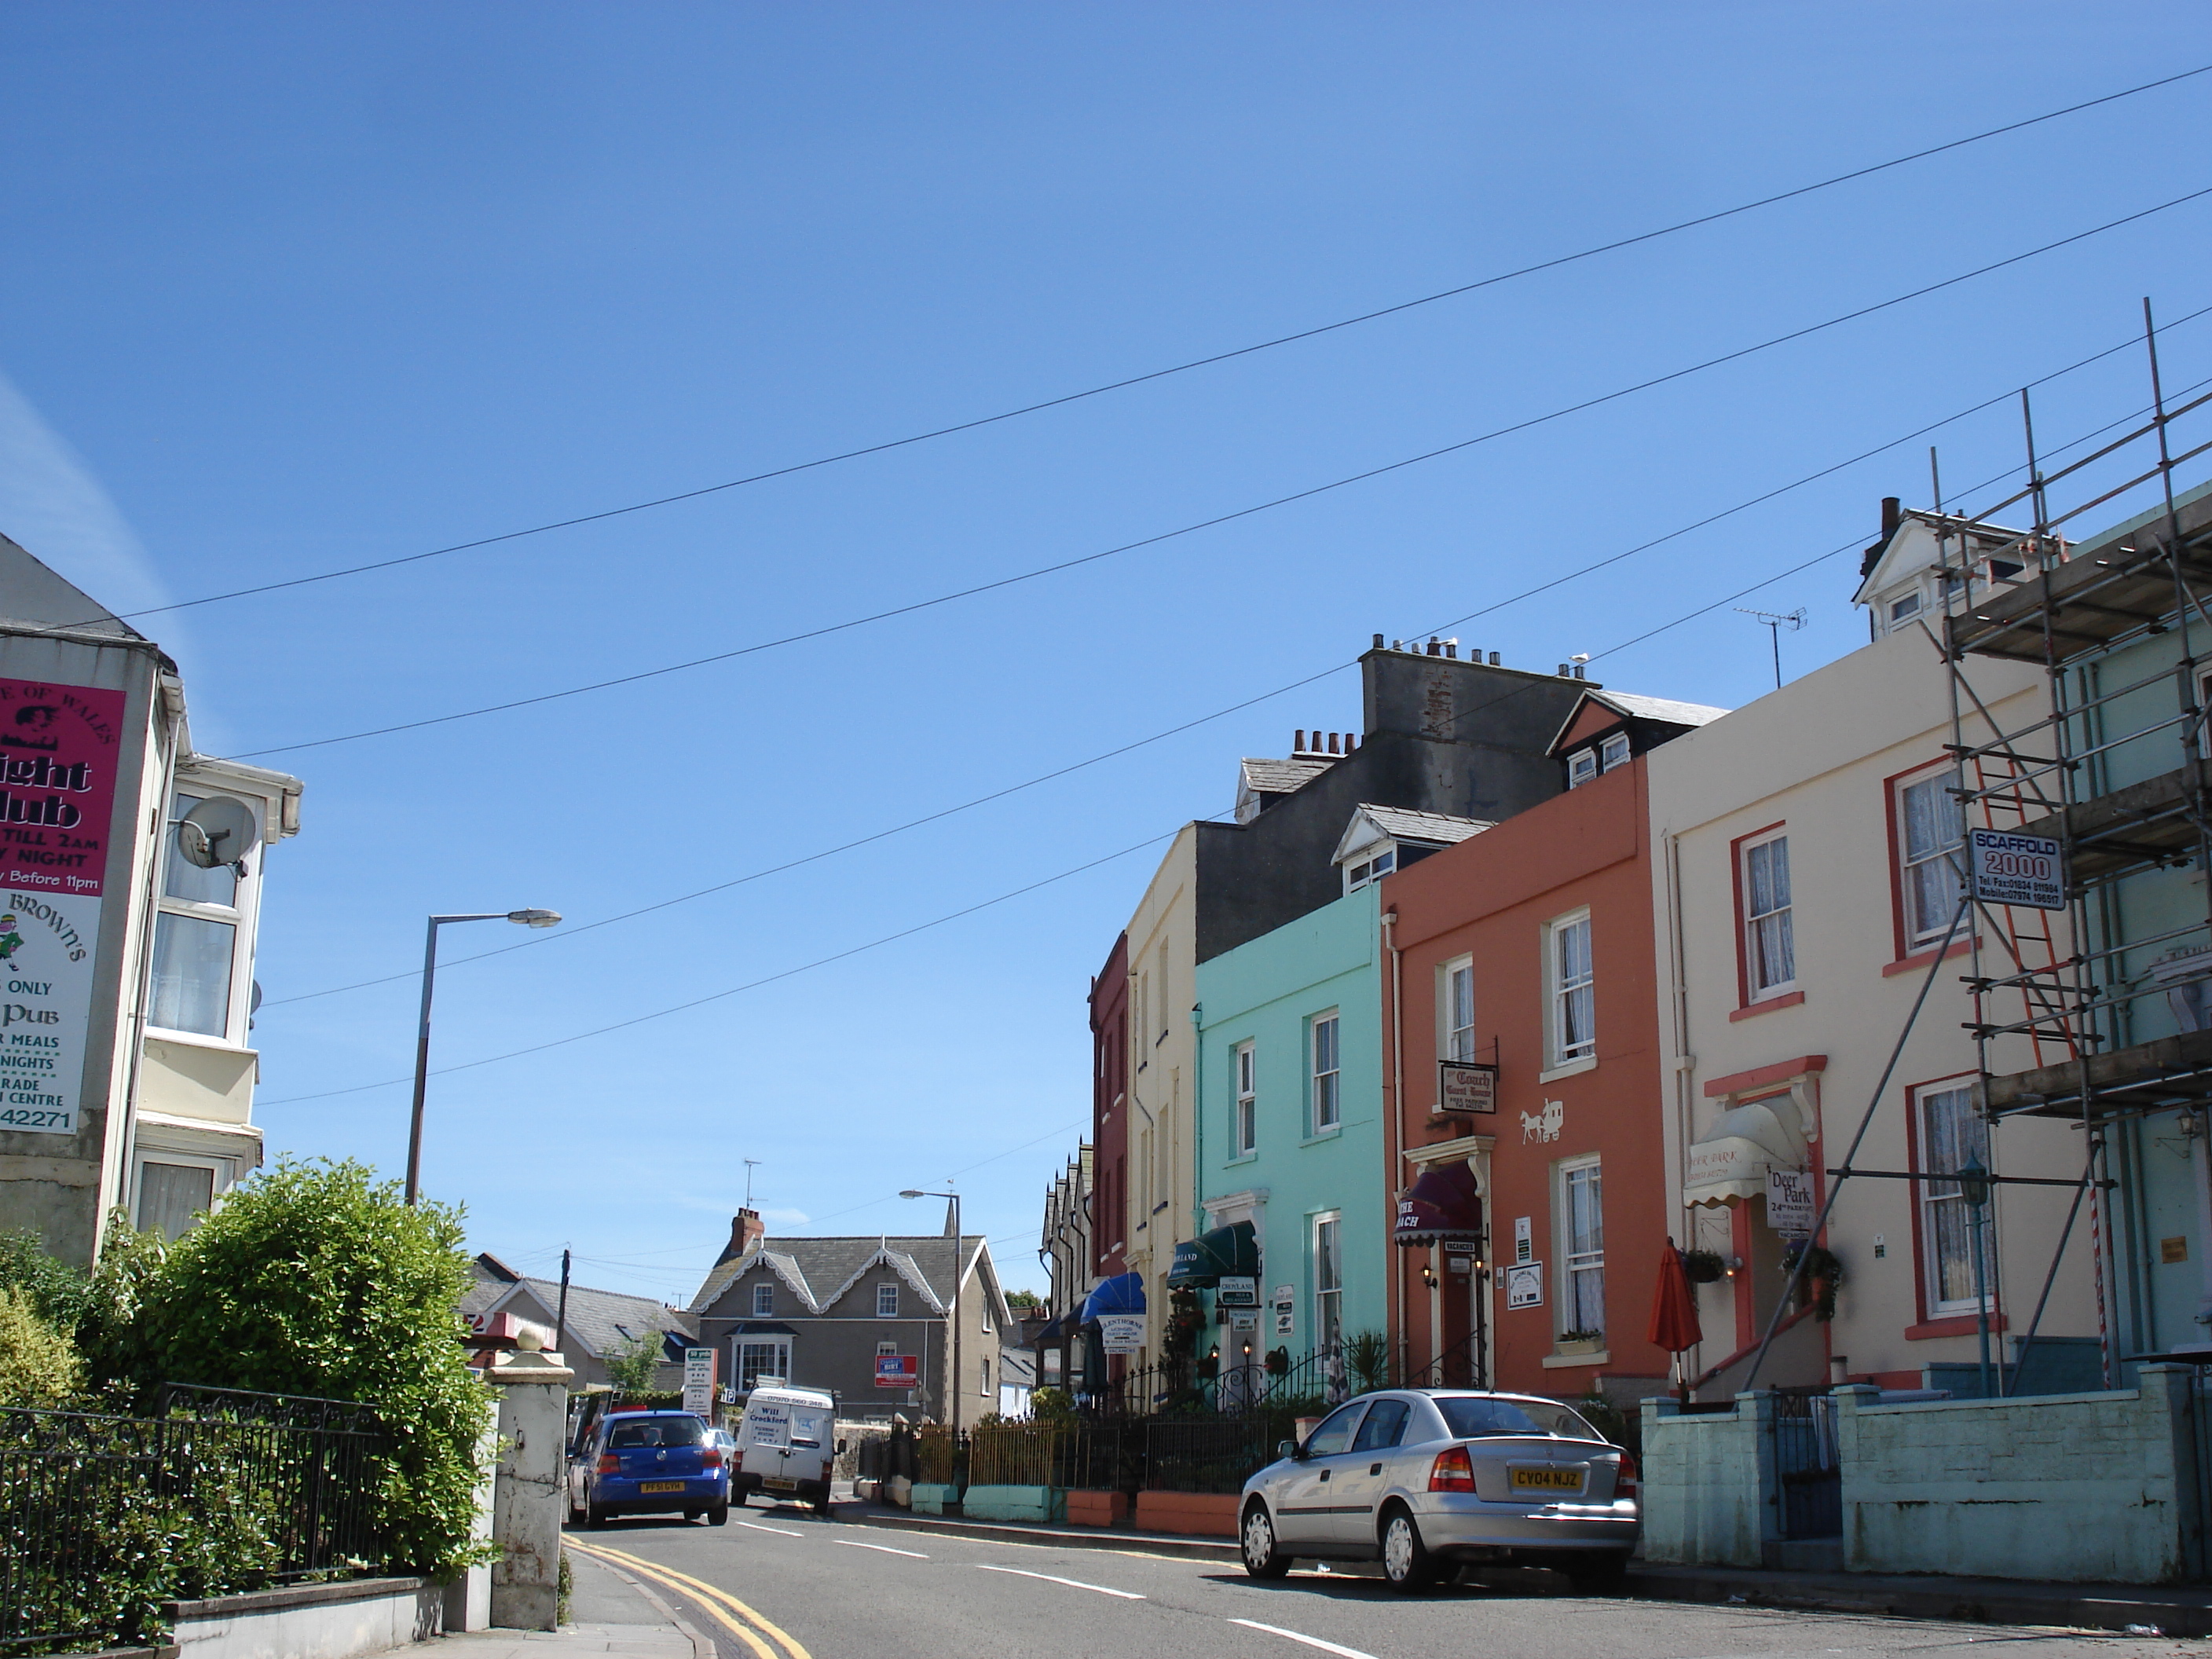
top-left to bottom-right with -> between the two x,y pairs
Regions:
1383,904 -> 1404,1381
1663,826 -> 1696,1390
1189,1002 -> 1204,1241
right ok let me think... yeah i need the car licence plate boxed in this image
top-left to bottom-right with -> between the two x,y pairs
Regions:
764,1477 -> 799,1491
638,1481 -> 686,1493
1510,1466 -> 1584,1493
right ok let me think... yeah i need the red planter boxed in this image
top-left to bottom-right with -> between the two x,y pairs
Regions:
1066,1489 -> 1130,1528
1136,1490 -> 1240,1537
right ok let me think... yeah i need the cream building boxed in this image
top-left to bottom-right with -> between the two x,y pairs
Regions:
1648,519 -> 2098,1393
1121,825 -> 1199,1361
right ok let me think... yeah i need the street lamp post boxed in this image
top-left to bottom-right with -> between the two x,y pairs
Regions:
405,909 -> 562,1205
902,1188 -> 963,1434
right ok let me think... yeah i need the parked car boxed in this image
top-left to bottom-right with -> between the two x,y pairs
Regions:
1237,1390 -> 1637,1591
734,1383 -> 840,1514
569,1408 -> 730,1527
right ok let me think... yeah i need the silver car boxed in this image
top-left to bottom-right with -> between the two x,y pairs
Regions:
1238,1390 -> 1638,1592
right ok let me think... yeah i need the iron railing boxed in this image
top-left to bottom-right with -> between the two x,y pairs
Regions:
1,1386 -> 389,1654
1404,1332 -> 1486,1390
1770,1386 -> 1841,1540
1141,1417 -> 1276,1493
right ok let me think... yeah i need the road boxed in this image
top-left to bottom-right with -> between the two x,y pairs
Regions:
562,1497 -> 2196,1659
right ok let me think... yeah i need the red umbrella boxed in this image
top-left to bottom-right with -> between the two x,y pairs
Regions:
1647,1238 -> 1702,1359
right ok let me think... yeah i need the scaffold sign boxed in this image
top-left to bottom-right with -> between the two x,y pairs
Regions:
1968,829 -> 2064,910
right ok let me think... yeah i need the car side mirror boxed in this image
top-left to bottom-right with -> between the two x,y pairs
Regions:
1276,1439 -> 1302,1462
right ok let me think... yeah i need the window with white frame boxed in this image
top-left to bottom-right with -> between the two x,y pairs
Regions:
1232,1042 -> 1257,1156
752,1281 -> 774,1317
1558,1157 -> 1606,1338
1313,1212 -> 1343,1354
1310,1012 -> 1341,1132
981,1357 -> 991,1397
1599,731 -> 1632,771
1442,956 -> 1475,1063
1546,910 -> 1595,1066
149,792 -> 257,1042
877,1339 -> 899,1357
1344,846 -> 1396,892
1741,831 -> 1796,998
135,1157 -> 218,1241
877,1281 -> 899,1318
1566,749 -> 1598,788
1917,1083 -> 1994,1315
734,1335 -> 792,1391
1898,768 -> 1966,948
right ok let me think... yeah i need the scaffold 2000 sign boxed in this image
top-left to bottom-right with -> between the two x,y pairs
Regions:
1968,829 -> 2064,911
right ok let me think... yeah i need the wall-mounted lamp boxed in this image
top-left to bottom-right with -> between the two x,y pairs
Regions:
1420,1264 -> 1438,1289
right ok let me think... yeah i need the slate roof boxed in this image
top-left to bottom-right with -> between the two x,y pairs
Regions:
690,1234 -> 1007,1328
1238,756 -> 1336,797
1348,804 -> 1496,847
485,1276 -> 697,1361
1580,690 -> 1731,728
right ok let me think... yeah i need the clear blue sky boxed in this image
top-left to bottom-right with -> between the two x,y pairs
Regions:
3,5 -> 2207,1305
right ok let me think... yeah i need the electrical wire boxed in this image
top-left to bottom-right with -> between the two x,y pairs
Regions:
229,185 -> 2212,762
260,306 -> 2212,1010
102,62 -> 2212,634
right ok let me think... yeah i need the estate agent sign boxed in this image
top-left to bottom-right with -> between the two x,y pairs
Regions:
0,678 -> 123,1137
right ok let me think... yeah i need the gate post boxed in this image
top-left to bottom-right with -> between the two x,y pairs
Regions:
489,1337 -> 573,1630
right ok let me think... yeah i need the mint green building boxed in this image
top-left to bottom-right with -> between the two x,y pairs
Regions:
1189,884 -> 1385,1395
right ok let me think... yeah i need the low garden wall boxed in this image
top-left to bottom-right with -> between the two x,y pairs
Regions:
167,1577 -> 442,1659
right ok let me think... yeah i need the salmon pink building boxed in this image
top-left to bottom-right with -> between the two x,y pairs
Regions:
1380,688 -> 1723,1404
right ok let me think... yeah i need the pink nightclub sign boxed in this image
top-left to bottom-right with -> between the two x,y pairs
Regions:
0,677 -> 126,1137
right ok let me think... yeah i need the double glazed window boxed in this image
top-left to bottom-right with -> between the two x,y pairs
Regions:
1443,958 -> 1475,1063
1742,832 -> 1796,997
877,1282 -> 899,1318
1232,1042 -> 1257,1156
1899,771 -> 1966,948
1559,1158 -> 1606,1337
1312,1213 -> 1343,1354
1547,911 -> 1595,1066
149,793 -> 252,1041
1918,1084 -> 1994,1314
1310,1013 -> 1340,1133
753,1282 -> 774,1317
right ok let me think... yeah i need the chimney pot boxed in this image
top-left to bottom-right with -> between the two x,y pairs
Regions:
1882,496 -> 1903,540
1346,733 -> 1357,752
1427,638 -> 1442,656
1328,732 -> 1341,754
722,1208 -> 766,1265
1295,729 -> 1306,752
1372,632 -> 1385,649
1444,643 -> 1457,658
1489,652 -> 1500,665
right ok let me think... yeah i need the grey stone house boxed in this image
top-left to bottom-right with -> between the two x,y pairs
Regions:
688,1208 -> 1010,1423
463,1253 -> 695,1391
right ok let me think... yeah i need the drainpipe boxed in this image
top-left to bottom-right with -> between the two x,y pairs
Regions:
1189,1003 -> 1204,1238
1383,906 -> 1404,1377
1663,827 -> 1698,1384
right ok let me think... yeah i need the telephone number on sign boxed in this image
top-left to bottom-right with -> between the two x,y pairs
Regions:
0,1107 -> 72,1130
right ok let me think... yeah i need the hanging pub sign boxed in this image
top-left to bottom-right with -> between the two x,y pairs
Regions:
1097,1314 -> 1146,1354
1437,1060 -> 1498,1115
1216,1275 -> 1259,1309
1968,828 -> 2064,911
1767,1166 -> 1816,1236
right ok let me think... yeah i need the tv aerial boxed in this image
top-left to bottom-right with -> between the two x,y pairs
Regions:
1735,607 -> 1807,690
175,797 -> 256,877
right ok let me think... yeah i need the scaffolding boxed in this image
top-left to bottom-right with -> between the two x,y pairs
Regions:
1936,301 -> 2212,1387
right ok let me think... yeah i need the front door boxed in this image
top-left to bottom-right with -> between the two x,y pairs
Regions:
1273,1399 -> 1368,1547
1330,1396 -> 1412,1547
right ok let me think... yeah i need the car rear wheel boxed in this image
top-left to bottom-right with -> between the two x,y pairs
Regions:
1240,1503 -> 1291,1579
585,1502 -> 608,1530
1380,1507 -> 1438,1592
707,1502 -> 730,1526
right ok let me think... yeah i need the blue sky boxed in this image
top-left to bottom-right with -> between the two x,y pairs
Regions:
3,4 -> 2208,1306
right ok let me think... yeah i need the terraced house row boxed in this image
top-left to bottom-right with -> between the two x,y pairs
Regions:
1035,471 -> 2212,1430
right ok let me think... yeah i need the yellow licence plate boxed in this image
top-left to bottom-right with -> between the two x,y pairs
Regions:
1510,1467 -> 1584,1492
637,1481 -> 687,1493
764,1477 -> 799,1491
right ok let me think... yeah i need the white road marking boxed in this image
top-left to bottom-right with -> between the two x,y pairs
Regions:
734,1520 -> 804,1537
1228,1619 -> 1379,1659
836,1538 -> 929,1558
973,1564 -> 1145,1599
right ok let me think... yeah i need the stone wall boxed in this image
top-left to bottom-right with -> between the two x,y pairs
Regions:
1639,1394 -> 1775,1568
1836,1369 -> 2203,1583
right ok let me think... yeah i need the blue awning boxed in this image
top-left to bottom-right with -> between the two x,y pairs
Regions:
1079,1271 -> 1147,1323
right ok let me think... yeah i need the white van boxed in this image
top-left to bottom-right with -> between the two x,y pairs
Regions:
735,1383 -> 840,1514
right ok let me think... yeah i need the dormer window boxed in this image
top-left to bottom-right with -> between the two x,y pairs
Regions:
1599,732 -> 1631,772
1567,749 -> 1599,788
1888,591 -> 1923,623
1344,848 -> 1396,892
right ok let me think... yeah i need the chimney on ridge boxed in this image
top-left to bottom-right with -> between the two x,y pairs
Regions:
719,1208 -> 766,1265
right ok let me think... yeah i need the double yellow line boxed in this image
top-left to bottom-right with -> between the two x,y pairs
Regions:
567,1537 -> 814,1659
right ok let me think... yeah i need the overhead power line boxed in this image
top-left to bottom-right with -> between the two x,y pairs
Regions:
101,62 -> 2212,634
260,307 -> 2212,1011
233,185 -> 2212,763
258,379 -> 2197,1107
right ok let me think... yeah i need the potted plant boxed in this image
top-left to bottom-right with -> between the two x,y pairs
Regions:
1681,1249 -> 1727,1284
1782,1240 -> 1846,1320
1344,1329 -> 1393,1393
1264,1346 -> 1291,1377
1555,1328 -> 1606,1356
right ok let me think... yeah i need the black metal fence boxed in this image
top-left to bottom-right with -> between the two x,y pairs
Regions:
0,1386 -> 389,1654
1141,1417 -> 1276,1494
1770,1386 -> 1840,1541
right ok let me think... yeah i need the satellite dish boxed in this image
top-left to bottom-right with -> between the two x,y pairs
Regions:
178,797 -> 256,871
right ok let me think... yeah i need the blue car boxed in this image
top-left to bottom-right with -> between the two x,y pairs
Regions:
571,1409 -> 730,1527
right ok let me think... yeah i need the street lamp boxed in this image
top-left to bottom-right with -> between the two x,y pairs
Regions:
405,910 -> 562,1205
902,1188 -> 965,1434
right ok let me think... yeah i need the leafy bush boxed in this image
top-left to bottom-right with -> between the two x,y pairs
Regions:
1028,1385 -> 1075,1422
1343,1329 -> 1393,1393
0,1229 -> 94,1329
135,1159 -> 492,1577
603,1332 -> 664,1394
0,1285 -> 81,1406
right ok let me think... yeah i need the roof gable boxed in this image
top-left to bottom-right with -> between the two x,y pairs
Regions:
1331,804 -> 1492,865
1546,689 -> 1731,757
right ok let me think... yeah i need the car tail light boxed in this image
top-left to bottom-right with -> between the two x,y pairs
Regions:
596,1454 -> 620,1474
1428,1445 -> 1476,1492
703,1448 -> 724,1470
1615,1453 -> 1639,1500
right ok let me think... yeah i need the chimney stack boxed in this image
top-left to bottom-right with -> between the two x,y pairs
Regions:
720,1207 -> 766,1265
1881,496 -> 1903,541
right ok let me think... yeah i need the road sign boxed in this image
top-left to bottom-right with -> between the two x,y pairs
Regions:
682,1348 -> 716,1415
874,1353 -> 919,1389
1969,828 -> 2064,910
